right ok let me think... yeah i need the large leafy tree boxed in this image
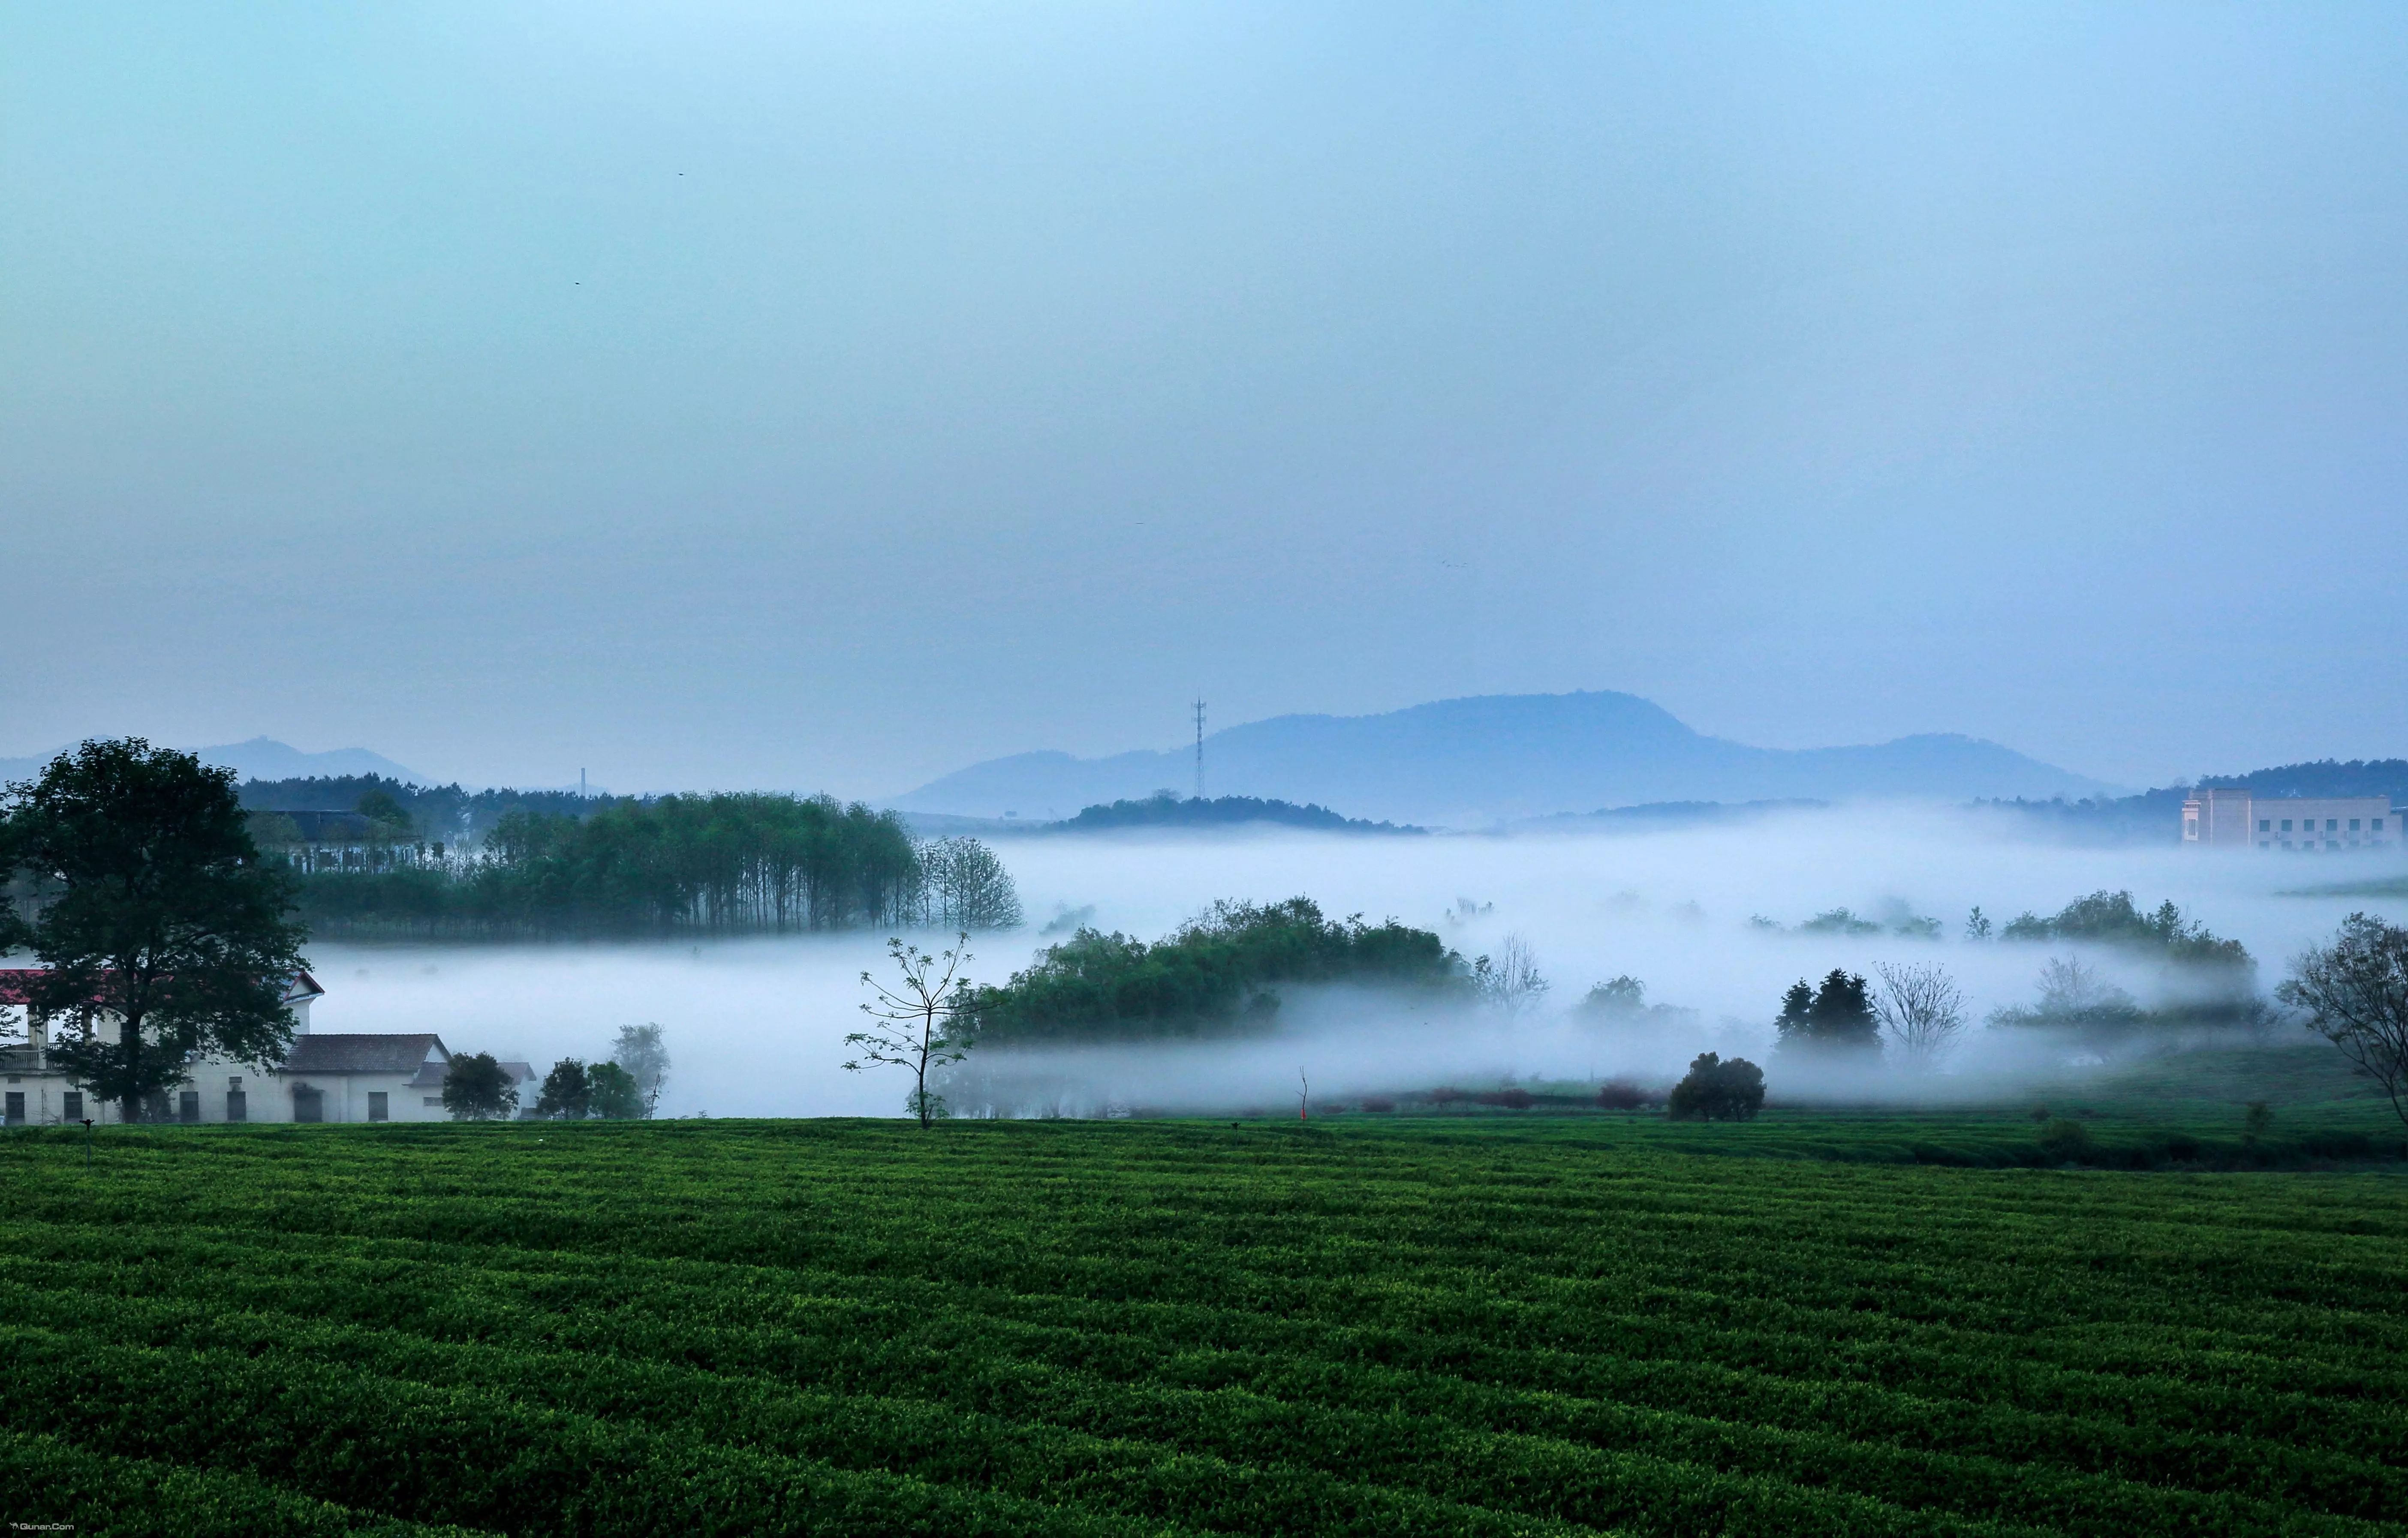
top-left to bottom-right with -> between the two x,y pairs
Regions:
442,1052 -> 520,1121
9,740 -> 309,1118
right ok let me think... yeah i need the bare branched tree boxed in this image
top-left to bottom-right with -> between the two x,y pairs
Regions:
2277,913 -> 2408,1130
1473,933 -> 1550,1018
1872,961 -> 1966,1067
845,933 -> 976,1128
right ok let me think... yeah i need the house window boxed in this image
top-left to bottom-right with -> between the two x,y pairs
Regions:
423,1096 -> 444,1108
2258,840 -> 2270,848
2185,819 -> 2198,837
293,1086 -> 324,1123
2349,819 -> 2361,831
2327,819 -> 2339,831
2378,819 -> 2388,832
178,1090 -> 200,1124
3,1093 -> 22,1126
2280,820 -> 2293,832
2259,819 -> 2270,832
226,1089 -> 247,1123
368,1092 -> 389,1122
62,1091 -> 82,1121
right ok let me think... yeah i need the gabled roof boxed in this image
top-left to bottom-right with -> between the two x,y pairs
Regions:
281,1033 -> 449,1077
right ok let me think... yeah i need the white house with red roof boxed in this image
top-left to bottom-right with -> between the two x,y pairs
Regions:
0,970 -> 463,1126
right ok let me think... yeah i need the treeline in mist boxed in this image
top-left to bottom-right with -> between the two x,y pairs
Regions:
1053,793 -> 1424,835
284,793 -> 1020,938
240,773 -> 615,846
966,898 -> 1462,1045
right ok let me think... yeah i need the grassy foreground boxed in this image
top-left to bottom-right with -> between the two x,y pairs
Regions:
0,1115 -> 2403,1536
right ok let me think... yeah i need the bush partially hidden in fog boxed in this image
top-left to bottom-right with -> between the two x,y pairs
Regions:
1576,975 -> 1703,1032
1989,956 -> 2145,1039
1667,1053 -> 1764,1121
963,897 -> 1465,1044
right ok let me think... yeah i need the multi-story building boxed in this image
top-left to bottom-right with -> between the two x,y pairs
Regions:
2181,787 -> 2397,850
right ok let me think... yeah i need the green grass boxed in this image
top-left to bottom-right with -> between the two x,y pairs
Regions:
1,1113 -> 2404,1536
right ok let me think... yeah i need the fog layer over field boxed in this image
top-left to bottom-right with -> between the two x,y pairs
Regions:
310,806 -> 2403,1117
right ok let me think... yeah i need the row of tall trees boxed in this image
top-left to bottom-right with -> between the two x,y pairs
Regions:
289,796 -> 1021,937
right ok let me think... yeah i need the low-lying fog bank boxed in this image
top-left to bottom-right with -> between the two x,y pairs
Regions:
306,804 -> 2407,1118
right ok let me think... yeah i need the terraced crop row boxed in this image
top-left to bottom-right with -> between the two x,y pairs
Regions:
0,1117 -> 2400,1535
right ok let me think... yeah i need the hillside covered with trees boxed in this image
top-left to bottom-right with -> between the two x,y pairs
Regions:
1052,793 -> 1421,834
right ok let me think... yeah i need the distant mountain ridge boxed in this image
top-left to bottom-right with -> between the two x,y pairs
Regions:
893,691 -> 2116,826
0,737 -> 425,786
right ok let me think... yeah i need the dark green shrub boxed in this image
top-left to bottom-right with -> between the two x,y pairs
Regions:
2037,1118 -> 2092,1161
1667,1053 -> 1765,1121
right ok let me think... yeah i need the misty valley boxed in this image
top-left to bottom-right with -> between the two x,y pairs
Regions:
234,771 -> 2408,1138
11,8 -> 2408,1524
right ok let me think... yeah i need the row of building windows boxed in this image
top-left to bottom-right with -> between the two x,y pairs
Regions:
0,1083 -> 393,1125
2261,839 -> 2388,850
2260,817 -> 2381,833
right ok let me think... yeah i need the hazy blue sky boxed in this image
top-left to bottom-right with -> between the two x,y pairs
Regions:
5,3 -> 2402,796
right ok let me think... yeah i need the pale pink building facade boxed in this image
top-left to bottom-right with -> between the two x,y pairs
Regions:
2181,787 -> 2396,850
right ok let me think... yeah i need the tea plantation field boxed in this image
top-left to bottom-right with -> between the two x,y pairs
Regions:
0,1114 -> 2403,1536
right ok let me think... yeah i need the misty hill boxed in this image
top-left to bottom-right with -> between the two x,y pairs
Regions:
894,691 -> 2113,826
0,737 -> 423,786
1055,793 -> 1422,835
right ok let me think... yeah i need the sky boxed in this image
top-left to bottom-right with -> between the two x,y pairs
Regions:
5,3 -> 2404,798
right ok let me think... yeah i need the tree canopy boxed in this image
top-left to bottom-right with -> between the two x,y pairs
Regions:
1775,970 -> 1881,1054
6,740 -> 309,1116
963,898 -> 1464,1044
442,1052 -> 519,1120
1668,1053 -> 1765,1120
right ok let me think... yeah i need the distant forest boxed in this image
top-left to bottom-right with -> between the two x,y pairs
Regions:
1979,759 -> 2408,844
244,780 -> 1020,938
239,774 -> 615,846
1052,793 -> 1423,835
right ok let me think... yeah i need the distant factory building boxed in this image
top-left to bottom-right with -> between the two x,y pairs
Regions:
2181,787 -> 2396,850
